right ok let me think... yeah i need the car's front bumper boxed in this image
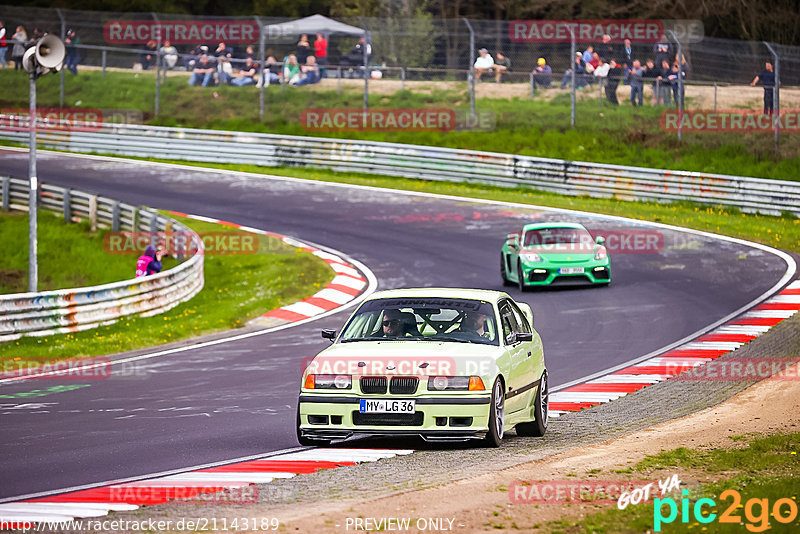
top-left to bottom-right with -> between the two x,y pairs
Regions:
298,393 -> 492,442
520,262 -> 611,286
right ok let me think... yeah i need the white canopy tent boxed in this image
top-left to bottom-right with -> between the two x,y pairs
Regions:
264,14 -> 366,40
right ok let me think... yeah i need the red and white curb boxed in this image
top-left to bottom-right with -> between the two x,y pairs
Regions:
548,279 -> 800,417
0,448 -> 413,525
167,212 -> 369,327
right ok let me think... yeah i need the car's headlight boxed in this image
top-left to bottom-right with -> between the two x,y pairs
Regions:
594,245 -> 607,261
304,374 -> 352,389
427,376 -> 486,391
520,252 -> 543,263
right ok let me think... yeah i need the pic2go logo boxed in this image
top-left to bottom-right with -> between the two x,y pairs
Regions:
654,489 -> 799,532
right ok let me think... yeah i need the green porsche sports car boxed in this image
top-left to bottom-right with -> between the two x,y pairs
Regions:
501,222 -> 611,290
297,288 -> 548,447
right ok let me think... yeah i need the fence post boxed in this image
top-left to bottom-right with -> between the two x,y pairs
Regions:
713,82 -> 717,111
102,50 -> 107,77
463,18 -> 476,124
88,195 -> 97,231
401,67 -> 405,91
763,41 -> 780,155
568,25 -> 576,127
152,12 -> 161,118
63,187 -> 71,223
1,177 -> 8,212
56,8 -> 65,109
530,72 -> 535,99
255,16 -> 265,121
111,201 -> 120,231
337,67 -> 342,93
666,30 -> 682,141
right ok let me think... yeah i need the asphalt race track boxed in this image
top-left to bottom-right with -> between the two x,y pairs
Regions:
0,149 -> 792,500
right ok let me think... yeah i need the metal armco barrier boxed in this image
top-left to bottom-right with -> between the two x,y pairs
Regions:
0,121 -> 798,216
0,177 -> 204,342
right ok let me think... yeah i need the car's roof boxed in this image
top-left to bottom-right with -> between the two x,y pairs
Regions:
522,221 -> 587,231
365,287 -> 509,304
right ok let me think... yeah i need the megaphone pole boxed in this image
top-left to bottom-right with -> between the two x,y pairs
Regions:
28,66 -> 38,292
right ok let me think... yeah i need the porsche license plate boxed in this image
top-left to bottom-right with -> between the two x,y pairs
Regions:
559,267 -> 585,274
359,399 -> 415,413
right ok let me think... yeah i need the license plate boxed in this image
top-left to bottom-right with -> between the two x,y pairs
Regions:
559,267 -> 585,274
359,399 -> 415,413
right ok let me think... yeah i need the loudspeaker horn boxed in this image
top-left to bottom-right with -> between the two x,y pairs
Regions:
35,34 -> 66,70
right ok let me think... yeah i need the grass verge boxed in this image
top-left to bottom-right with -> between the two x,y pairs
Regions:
2,68 -> 799,179
543,432 -> 800,533
0,214 -> 334,363
133,160 -> 800,255
0,209 -> 156,293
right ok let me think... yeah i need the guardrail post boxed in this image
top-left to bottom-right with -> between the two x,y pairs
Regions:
88,195 -> 97,231
1,177 -> 8,212
102,50 -> 107,78
63,187 -> 71,223
111,201 -> 120,231
132,207 -> 141,232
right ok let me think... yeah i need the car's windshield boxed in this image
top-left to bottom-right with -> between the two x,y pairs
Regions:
339,297 -> 498,346
524,227 -> 593,248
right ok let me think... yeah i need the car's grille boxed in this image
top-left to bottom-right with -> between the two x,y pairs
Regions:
593,267 -> 610,280
352,411 -> 424,426
360,376 -> 388,394
390,376 -> 419,395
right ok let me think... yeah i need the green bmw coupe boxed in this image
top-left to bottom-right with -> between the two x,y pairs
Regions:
297,288 -> 548,447
501,222 -> 611,290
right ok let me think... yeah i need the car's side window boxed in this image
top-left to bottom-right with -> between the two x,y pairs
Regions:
508,301 -> 531,333
499,301 -> 521,345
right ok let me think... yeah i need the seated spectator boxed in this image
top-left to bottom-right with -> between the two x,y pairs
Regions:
473,48 -> 494,81
258,56 -> 282,87
184,45 -> 207,70
159,40 -> 178,69
284,54 -> 301,85
294,56 -> 321,86
532,57 -> 552,88
244,45 -> 256,60
560,52 -> 587,89
593,56 -> 609,90
188,54 -> 216,86
582,45 -> 594,65
494,52 -> 511,83
140,40 -> 157,70
641,59 -> 659,105
231,57 -> 258,86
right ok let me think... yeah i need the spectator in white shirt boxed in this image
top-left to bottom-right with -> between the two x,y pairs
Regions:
474,48 -> 494,81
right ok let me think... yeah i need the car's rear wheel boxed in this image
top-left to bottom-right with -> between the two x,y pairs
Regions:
501,254 -> 513,286
516,372 -> 548,437
484,377 -> 505,447
296,405 -> 331,447
517,261 -> 527,292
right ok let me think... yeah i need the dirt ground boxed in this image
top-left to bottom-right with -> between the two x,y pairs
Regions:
272,362 -> 800,532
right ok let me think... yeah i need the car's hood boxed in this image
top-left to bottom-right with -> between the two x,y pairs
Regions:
309,340 -> 500,377
521,245 -> 596,263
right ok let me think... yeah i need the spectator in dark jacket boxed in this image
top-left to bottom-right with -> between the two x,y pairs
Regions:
750,61 -> 776,115
561,52 -> 586,89
656,59 -> 673,105
532,57 -> 551,88
140,40 -> 157,70
653,35 -> 672,68
605,59 -> 622,105
598,34 -> 616,63
641,59 -> 659,105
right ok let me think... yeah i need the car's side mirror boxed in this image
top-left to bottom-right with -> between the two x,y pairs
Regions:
595,235 -> 605,245
515,332 -> 533,343
321,329 -> 336,341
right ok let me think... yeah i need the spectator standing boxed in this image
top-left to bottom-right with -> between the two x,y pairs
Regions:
582,45 -> 594,65
64,29 -> 79,75
656,59 -> 673,105
11,26 -> 27,71
159,40 -> 178,69
231,57 -> 258,86
628,59 -> 644,106
653,35 -> 672,68
296,34 -> 311,64
473,48 -> 494,81
641,59 -> 659,105
532,57 -> 551,88
593,56 -> 609,93
494,52 -> 510,83
668,59 -> 686,107
750,61 -> 776,115
140,40 -> 157,70
314,33 -> 327,64
598,34 -> 615,62
605,59 -> 622,105
0,21 -> 7,69
621,39 -> 634,66
188,54 -> 215,86
215,42 -> 233,85
294,55 -> 321,86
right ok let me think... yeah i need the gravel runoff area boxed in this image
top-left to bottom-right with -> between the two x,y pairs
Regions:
82,290 -> 800,533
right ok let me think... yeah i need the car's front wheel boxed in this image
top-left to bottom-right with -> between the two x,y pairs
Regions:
517,261 -> 527,292
501,254 -> 513,286
484,377 -> 505,447
516,372 -> 548,437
